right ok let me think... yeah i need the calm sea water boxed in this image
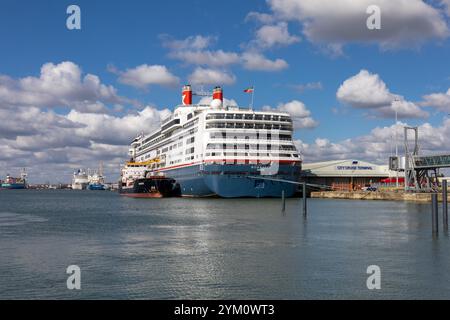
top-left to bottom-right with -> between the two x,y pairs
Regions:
0,189 -> 449,299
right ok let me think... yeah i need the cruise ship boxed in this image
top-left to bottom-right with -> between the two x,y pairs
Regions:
126,85 -> 301,198
72,169 -> 89,190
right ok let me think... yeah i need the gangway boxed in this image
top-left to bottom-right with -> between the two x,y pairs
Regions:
413,155 -> 450,169
390,126 -> 450,192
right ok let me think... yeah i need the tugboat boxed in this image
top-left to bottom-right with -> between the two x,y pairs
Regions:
1,169 -> 27,189
119,159 -> 180,198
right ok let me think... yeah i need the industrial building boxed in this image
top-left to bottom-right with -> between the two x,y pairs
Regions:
302,160 -> 400,191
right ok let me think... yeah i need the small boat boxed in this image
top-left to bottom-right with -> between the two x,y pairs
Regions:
88,182 -> 107,191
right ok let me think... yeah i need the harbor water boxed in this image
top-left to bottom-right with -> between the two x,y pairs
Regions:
0,190 -> 449,299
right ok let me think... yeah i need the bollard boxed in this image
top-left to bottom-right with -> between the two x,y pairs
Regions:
443,180 -> 448,232
303,182 -> 307,218
281,190 -> 286,212
432,193 -> 439,236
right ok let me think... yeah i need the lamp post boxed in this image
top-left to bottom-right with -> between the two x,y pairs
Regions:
393,99 -> 400,188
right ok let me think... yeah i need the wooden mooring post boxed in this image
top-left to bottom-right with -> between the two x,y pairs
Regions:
302,182 -> 307,218
443,179 -> 448,232
432,193 -> 439,237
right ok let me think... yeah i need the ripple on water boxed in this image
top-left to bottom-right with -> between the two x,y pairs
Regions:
0,212 -> 48,227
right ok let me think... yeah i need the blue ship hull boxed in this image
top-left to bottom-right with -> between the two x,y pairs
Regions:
88,184 -> 106,191
1,183 -> 26,190
160,162 -> 301,198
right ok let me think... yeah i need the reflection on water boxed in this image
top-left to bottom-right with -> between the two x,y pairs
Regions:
0,190 -> 449,299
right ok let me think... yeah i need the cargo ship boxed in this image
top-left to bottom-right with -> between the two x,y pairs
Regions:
125,85 -> 301,198
1,170 -> 27,189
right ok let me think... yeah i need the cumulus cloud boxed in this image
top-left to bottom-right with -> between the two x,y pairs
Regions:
0,104 -> 171,183
198,96 -> 238,107
296,121 -> 450,164
188,68 -> 236,85
162,34 -> 290,72
442,0 -> 450,16
162,35 -> 240,67
169,50 -> 241,67
420,88 -> 450,112
116,64 -> 180,89
263,100 -> 318,129
337,70 -> 428,119
245,12 -> 276,24
160,34 -> 216,50
0,61 -> 126,113
242,52 -> 289,71
66,106 -> 171,146
267,0 -> 449,53
252,22 -> 300,49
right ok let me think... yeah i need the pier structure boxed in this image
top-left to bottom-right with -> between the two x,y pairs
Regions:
390,126 -> 450,193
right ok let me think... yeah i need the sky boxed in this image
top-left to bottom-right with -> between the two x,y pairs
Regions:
1,0 -> 450,183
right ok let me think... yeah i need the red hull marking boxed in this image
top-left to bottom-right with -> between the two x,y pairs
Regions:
156,159 -> 301,172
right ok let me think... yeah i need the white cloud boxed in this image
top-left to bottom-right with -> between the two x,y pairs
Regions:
242,52 -> 289,71
337,70 -> 396,108
67,106 -> 171,146
420,88 -> 450,112
263,100 -> 318,129
245,12 -> 276,24
198,96 -> 238,107
337,70 -> 428,119
296,120 -> 450,164
117,64 -> 180,89
188,68 -> 236,85
252,22 -> 300,49
442,0 -> 450,16
170,50 -> 241,67
267,0 -> 449,53
162,34 -> 290,72
290,82 -> 323,93
160,34 -> 215,50
0,61 -> 125,112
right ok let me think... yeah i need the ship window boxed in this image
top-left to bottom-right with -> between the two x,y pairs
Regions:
244,123 -> 254,129
226,114 -> 234,119
187,113 -> 193,120
244,114 -> 253,120
255,124 -> 264,129
254,115 -> 263,121
235,114 -> 243,120
264,115 -> 271,121
272,116 -> 279,121
226,123 -> 234,128
235,123 -> 244,129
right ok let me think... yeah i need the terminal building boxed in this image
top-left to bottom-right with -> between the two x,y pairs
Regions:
302,159 -> 400,191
